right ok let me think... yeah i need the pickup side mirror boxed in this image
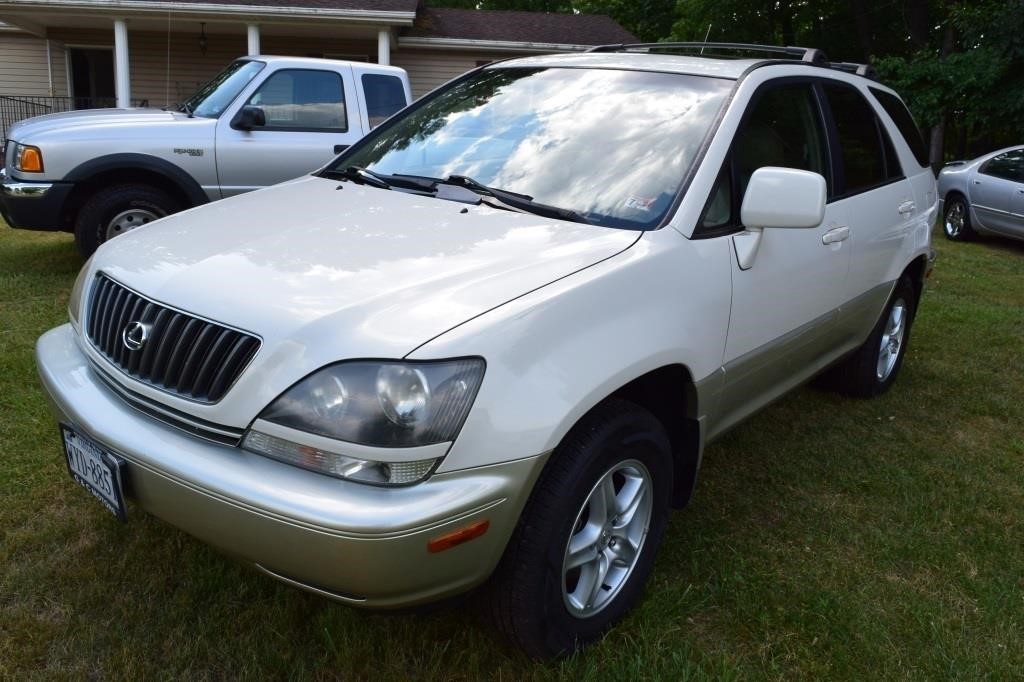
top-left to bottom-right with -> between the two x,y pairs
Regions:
232,105 -> 266,131
740,167 -> 827,229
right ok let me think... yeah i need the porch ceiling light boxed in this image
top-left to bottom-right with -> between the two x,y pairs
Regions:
199,22 -> 209,55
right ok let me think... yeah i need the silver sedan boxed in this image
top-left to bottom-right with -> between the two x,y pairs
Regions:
937,145 -> 1024,242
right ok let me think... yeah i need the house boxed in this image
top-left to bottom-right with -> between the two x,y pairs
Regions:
0,1 -> 635,140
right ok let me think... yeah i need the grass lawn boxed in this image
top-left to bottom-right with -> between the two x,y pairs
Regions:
1,220 -> 1022,679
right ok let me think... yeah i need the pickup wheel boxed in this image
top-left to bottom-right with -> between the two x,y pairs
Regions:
74,184 -> 179,257
943,194 -> 975,241
486,398 -> 672,658
828,275 -> 917,398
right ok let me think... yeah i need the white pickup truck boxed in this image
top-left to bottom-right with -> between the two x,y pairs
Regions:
0,56 -> 411,255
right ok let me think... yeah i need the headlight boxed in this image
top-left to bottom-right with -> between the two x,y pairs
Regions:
13,143 -> 43,172
67,262 -> 92,328
242,358 -> 485,485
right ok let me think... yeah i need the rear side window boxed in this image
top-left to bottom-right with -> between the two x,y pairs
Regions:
361,74 -> 407,128
823,84 -> 894,196
869,87 -> 929,168
979,149 -> 1024,182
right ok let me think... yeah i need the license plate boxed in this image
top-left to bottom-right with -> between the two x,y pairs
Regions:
61,426 -> 127,521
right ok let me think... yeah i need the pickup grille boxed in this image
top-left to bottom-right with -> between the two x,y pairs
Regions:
85,274 -> 260,403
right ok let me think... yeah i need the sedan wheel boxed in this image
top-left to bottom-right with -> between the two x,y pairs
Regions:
943,196 -> 975,242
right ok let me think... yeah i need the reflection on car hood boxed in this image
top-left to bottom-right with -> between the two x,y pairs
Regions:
89,175 -> 640,386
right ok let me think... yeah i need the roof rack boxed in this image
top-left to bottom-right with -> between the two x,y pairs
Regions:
585,42 -> 880,81
587,42 -> 829,65
829,62 -> 879,81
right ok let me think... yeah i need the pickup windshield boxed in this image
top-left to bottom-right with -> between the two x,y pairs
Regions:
180,60 -> 265,118
328,67 -> 732,229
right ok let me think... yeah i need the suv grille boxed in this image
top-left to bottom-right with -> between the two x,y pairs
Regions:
85,274 -> 261,403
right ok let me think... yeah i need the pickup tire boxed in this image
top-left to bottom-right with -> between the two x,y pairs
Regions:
828,275 -> 917,398
74,184 -> 180,257
486,398 -> 672,658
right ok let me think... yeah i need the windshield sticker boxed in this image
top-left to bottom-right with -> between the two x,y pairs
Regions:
623,196 -> 655,212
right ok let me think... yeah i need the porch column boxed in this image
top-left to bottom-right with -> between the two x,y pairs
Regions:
113,18 -> 131,108
377,29 -> 390,65
247,23 -> 261,56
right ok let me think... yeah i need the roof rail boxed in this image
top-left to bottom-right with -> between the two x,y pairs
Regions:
586,42 -> 829,65
829,62 -> 879,81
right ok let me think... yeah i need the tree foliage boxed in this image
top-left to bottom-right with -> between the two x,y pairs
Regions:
428,0 -> 1024,161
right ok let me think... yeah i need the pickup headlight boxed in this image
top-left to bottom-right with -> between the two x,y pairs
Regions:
13,143 -> 43,172
242,358 -> 485,485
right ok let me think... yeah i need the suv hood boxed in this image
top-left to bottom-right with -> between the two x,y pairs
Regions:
87,176 -> 639,412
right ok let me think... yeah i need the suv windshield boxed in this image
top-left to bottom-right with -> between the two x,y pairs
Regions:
180,60 -> 265,118
329,67 -> 732,229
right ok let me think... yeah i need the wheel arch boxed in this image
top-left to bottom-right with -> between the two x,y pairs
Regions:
901,253 -> 930,309
599,364 -> 703,509
61,154 -> 209,229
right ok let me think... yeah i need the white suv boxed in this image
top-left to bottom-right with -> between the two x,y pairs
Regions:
36,43 -> 937,657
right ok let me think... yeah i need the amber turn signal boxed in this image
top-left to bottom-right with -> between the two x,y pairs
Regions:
427,519 -> 490,554
19,145 -> 43,172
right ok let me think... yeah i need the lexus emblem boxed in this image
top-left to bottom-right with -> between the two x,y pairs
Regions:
122,321 -> 150,352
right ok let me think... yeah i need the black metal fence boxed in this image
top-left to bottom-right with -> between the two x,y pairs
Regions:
1,95 -> 149,145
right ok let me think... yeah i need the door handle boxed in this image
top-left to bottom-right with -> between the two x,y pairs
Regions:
972,179 -> 982,185
333,144 -> 349,154
898,200 -> 916,216
822,226 -> 849,245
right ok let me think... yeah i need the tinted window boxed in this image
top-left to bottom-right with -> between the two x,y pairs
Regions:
361,74 -> 407,128
696,83 -> 827,237
247,70 -> 347,131
335,68 -> 732,230
980,149 -> 1024,182
870,87 -> 929,168
734,84 -> 828,199
824,84 -> 887,195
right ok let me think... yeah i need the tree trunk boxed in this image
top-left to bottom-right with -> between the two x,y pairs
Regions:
929,20 -> 957,172
905,0 -> 931,49
852,0 -> 874,62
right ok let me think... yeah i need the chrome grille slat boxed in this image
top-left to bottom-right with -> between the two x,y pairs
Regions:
84,274 -> 260,403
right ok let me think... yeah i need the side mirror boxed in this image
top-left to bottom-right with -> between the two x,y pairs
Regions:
740,167 -> 826,229
232,105 -> 266,131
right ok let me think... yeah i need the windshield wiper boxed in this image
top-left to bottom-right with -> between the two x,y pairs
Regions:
321,166 -> 436,192
442,175 -> 591,224
179,102 -> 194,117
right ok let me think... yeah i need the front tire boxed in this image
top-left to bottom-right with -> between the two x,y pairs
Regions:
943,194 -> 975,241
486,399 -> 673,658
827,275 -> 917,398
73,183 -> 179,257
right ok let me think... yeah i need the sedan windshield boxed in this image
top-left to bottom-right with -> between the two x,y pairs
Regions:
180,60 -> 264,118
330,67 -> 732,229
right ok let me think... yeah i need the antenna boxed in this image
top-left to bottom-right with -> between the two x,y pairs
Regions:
701,23 -> 712,55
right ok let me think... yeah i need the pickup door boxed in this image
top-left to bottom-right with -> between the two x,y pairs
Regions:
215,65 -> 365,197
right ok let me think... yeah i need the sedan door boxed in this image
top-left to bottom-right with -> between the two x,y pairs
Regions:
970,148 -> 1024,236
215,66 -> 364,197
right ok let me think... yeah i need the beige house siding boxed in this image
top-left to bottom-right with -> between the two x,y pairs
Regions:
0,33 -> 54,96
2,30 -> 540,105
392,48 -> 516,98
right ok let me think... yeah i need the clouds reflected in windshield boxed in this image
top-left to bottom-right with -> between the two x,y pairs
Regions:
340,68 -> 732,230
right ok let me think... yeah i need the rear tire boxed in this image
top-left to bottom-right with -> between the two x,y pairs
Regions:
827,275 -> 917,398
74,183 -> 179,257
486,398 -> 673,658
943,194 -> 975,241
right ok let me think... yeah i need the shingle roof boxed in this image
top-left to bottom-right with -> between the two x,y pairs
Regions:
135,0 -> 418,11
405,7 -> 637,46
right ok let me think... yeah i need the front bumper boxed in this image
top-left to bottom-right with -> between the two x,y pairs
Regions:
36,323 -> 546,608
0,167 -> 72,230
